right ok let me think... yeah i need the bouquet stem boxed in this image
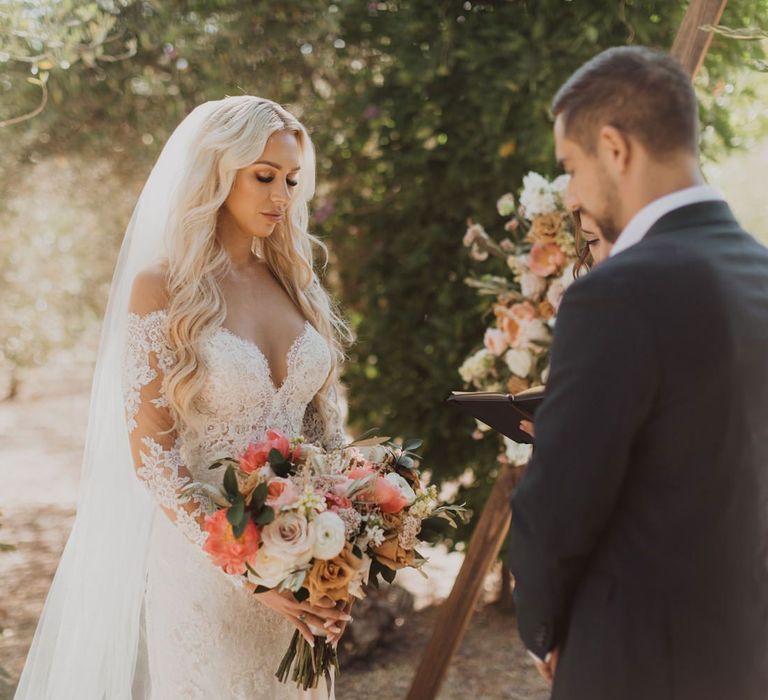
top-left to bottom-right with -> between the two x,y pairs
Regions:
276,630 -> 339,690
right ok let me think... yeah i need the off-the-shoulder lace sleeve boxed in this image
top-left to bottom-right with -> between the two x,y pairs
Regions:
123,310 -> 210,547
302,382 -> 347,450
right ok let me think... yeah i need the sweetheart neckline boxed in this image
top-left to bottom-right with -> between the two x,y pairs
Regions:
216,320 -> 313,392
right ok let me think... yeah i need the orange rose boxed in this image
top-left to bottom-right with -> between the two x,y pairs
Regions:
527,212 -> 564,244
307,542 -> 362,606
374,536 -> 415,571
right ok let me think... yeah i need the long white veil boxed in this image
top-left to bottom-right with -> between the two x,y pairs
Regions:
15,101 -> 222,699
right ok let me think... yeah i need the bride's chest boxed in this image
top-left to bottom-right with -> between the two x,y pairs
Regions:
195,323 -> 331,419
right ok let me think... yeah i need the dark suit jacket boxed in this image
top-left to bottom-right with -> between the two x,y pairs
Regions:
508,201 -> 768,700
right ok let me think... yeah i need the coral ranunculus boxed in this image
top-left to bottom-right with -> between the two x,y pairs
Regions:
202,509 -> 260,575
529,243 -> 565,277
374,476 -> 410,514
240,429 -> 292,473
348,467 -> 408,513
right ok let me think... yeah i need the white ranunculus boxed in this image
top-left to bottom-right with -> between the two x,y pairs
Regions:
310,511 -> 347,560
384,472 -> 417,506
550,173 -> 570,195
246,547 -> 295,588
520,271 -> 547,299
519,172 -> 557,219
260,512 -> 314,566
504,348 -> 533,378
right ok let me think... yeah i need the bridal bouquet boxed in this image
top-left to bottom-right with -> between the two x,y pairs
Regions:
188,428 -> 467,690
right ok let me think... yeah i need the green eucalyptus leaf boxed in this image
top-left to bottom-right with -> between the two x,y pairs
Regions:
252,481 -> 268,510
223,465 -> 239,499
253,505 -> 275,525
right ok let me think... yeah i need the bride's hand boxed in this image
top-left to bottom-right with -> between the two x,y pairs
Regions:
520,420 -> 535,438
326,598 -> 354,649
253,588 -> 352,646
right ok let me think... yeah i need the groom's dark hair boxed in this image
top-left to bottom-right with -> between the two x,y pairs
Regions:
552,46 -> 698,158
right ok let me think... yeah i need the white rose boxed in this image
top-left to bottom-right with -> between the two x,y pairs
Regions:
260,512 -> 314,566
247,547 -> 295,588
520,271 -> 547,299
384,472 -> 417,506
310,511 -> 347,560
504,348 -> 532,378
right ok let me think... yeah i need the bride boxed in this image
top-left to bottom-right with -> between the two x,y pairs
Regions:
16,97 -> 354,699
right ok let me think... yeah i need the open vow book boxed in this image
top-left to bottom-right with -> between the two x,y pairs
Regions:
448,386 -> 545,444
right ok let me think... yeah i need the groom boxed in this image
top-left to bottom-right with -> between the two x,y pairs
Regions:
508,46 -> 768,700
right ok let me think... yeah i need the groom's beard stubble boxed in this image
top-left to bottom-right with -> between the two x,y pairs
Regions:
593,172 -> 623,244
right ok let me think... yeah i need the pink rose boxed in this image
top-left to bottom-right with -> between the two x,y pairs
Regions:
529,243 -> 565,277
240,429 -> 292,474
266,477 -> 299,510
483,327 -> 508,356
202,509 -> 260,575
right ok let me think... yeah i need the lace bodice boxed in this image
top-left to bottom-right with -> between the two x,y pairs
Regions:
122,308 -> 343,548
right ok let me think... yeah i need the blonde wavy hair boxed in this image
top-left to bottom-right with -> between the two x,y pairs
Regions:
162,96 -> 352,441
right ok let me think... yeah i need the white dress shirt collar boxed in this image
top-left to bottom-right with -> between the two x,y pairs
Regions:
609,184 -> 724,258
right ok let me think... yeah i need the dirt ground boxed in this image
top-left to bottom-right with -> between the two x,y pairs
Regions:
0,392 -> 549,700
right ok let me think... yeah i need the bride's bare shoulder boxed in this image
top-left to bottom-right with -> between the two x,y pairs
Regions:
129,260 -> 170,315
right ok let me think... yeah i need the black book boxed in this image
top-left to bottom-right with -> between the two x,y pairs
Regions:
448,386 -> 545,444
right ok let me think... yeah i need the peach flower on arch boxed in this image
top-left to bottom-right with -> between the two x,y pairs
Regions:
529,243 -> 565,277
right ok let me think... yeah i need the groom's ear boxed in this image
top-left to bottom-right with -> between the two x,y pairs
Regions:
597,125 -> 631,176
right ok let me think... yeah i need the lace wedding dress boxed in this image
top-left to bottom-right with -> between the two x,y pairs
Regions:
124,308 -> 341,699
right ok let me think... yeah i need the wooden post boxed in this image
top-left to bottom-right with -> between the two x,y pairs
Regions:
406,2 -> 729,698
405,464 -> 521,700
671,0 -> 729,78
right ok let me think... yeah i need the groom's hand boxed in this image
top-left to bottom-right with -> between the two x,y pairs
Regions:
531,646 -> 559,685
